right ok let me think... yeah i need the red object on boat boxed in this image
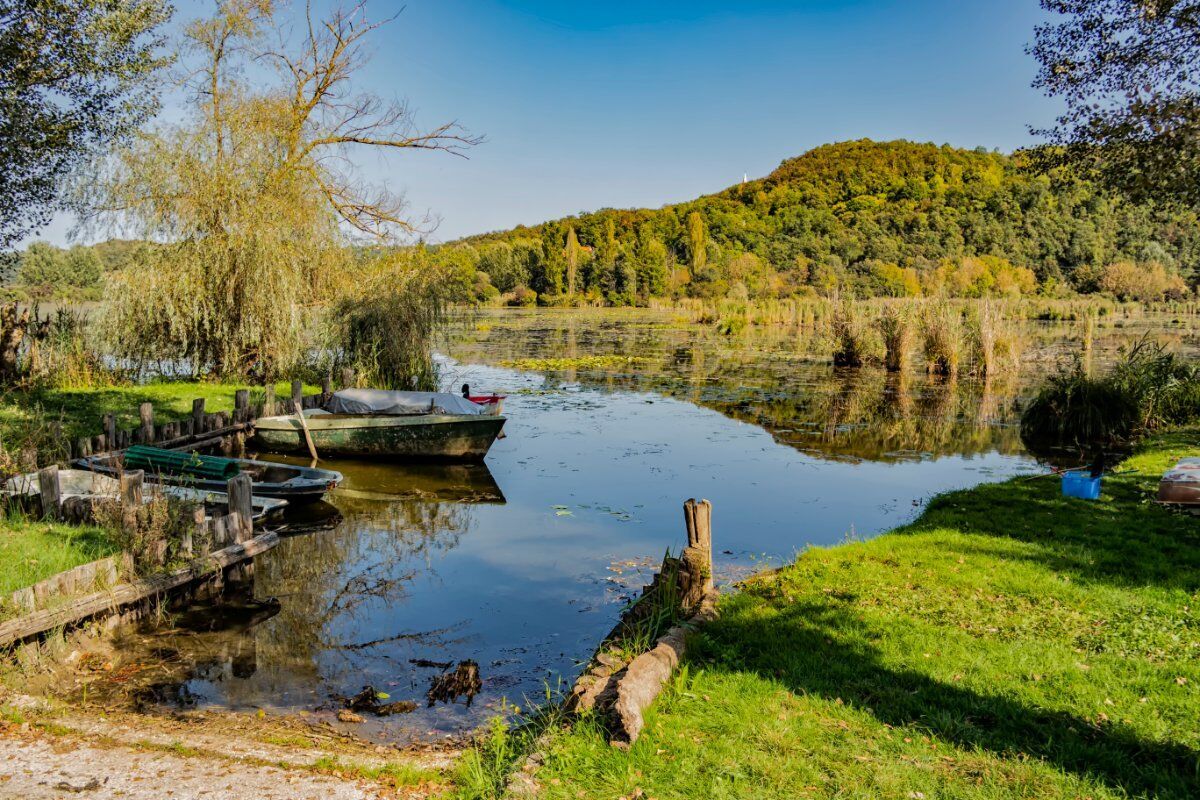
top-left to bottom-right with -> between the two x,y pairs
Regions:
467,394 -> 506,416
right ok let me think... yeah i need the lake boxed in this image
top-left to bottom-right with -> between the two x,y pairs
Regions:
96,307 -> 1196,743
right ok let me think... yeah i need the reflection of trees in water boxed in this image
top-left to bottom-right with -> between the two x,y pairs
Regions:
447,312 -> 1031,462
244,499 -> 473,694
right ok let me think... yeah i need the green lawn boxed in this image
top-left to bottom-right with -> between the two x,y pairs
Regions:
0,380 -> 318,447
0,514 -> 116,599
481,430 -> 1200,799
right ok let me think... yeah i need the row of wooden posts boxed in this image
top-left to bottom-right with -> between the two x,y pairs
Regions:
36,465 -> 257,563
56,369 -> 355,464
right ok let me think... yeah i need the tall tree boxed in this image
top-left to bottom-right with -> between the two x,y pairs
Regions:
1031,0 -> 1200,206
92,0 -> 478,378
0,0 -> 171,247
565,225 -> 581,295
686,210 -> 708,274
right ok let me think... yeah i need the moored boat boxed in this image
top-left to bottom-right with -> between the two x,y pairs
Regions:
252,389 -> 506,461
75,448 -> 341,504
3,468 -> 289,520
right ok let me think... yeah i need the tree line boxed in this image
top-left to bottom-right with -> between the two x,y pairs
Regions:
438,139 -> 1200,306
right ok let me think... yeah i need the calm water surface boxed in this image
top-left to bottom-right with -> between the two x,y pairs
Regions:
100,309 -> 1197,741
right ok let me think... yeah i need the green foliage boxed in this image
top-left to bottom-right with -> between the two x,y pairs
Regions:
325,252 -> 449,390
522,432 -> 1200,799
1031,0 -> 1200,208
0,0 -> 172,247
1021,339 -> 1200,449
454,140 -> 1200,303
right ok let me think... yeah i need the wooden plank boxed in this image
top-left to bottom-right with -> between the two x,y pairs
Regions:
0,532 -> 281,647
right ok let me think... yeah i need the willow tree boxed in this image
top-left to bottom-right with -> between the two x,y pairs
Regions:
88,0 -> 477,379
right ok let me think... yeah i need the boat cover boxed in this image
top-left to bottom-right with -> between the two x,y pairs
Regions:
324,389 -> 488,416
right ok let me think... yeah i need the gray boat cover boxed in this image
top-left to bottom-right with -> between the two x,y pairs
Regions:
324,388 -> 487,416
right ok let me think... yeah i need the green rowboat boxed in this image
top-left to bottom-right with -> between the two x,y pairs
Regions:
253,411 -> 506,461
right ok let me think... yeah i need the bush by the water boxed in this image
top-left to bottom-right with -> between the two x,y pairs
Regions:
1021,339 -> 1200,449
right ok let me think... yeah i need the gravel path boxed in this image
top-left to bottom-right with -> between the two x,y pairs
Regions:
0,733 -> 383,800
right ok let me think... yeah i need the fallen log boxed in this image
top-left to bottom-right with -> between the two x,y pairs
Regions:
0,531 -> 280,648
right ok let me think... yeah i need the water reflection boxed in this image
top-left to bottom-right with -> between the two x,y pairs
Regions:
91,309 -> 1196,741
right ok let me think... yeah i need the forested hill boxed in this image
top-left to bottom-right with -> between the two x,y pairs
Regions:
441,139 -> 1200,304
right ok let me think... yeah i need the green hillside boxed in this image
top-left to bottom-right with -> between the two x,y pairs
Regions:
439,139 -> 1200,304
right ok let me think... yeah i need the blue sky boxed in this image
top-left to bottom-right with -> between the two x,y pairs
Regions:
35,0 -> 1059,246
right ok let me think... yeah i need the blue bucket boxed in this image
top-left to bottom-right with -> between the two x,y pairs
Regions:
1062,470 -> 1102,500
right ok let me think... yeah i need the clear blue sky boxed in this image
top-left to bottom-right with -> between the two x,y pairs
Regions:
35,0 -> 1060,246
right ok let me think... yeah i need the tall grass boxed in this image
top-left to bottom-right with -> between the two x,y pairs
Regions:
968,300 -> 1023,377
876,303 -> 914,372
921,302 -> 963,377
831,299 -> 882,367
1020,337 -> 1200,450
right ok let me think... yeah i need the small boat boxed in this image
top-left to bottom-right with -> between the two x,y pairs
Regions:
75,449 -> 341,505
252,389 -> 506,461
3,469 -> 289,520
1158,457 -> 1200,505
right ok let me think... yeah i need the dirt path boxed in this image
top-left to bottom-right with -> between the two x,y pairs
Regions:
0,733 -> 381,799
0,694 -> 457,800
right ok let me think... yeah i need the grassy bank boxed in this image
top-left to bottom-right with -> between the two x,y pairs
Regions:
476,430 -> 1200,799
0,381 -> 318,447
0,514 -> 115,598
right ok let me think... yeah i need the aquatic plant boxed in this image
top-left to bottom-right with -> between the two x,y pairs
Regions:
1020,337 -> 1200,450
921,302 -> 964,377
831,299 -> 882,367
967,300 -> 1023,377
876,303 -> 915,372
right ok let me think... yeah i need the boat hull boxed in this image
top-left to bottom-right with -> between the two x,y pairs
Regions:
253,413 -> 506,461
74,456 -> 340,504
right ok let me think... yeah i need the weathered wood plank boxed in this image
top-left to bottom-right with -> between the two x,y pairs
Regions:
0,532 -> 280,647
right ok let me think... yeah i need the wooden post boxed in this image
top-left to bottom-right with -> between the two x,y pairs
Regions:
102,413 -> 116,450
37,466 -> 60,522
139,403 -> 155,444
682,498 -> 714,604
321,374 -> 333,401
227,474 -> 253,542
291,380 -> 303,410
119,470 -> 144,532
192,398 -> 206,433
340,367 -> 354,389
234,389 -> 249,423
75,437 -> 91,458
263,384 -> 276,417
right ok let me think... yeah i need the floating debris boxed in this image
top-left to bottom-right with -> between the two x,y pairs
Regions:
343,685 -> 417,716
427,660 -> 482,707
